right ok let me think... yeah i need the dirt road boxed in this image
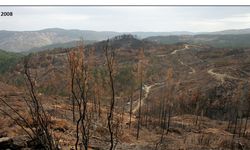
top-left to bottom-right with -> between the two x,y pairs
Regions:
207,69 -> 246,83
132,82 -> 164,114
171,44 -> 189,55
178,59 -> 196,74
171,44 -> 196,74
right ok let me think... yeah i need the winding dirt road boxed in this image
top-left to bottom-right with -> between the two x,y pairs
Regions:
207,69 -> 247,83
171,44 -> 190,55
178,59 -> 196,74
132,82 -> 164,114
130,44 -> 194,116
171,45 -> 246,83
171,44 -> 196,74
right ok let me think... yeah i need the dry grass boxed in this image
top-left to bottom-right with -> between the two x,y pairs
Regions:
0,81 -> 250,150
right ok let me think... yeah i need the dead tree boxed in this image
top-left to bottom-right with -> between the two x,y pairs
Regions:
104,39 -> 116,150
128,64 -> 137,128
68,41 -> 94,150
156,68 -> 174,147
166,68 -> 174,135
193,89 -> 201,126
136,48 -> 145,140
92,68 -> 103,118
238,81 -> 249,137
129,90 -> 134,128
67,50 -> 77,122
0,56 -> 59,150
160,90 -> 167,143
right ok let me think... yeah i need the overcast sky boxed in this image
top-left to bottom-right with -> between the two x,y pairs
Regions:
1,6 -> 250,32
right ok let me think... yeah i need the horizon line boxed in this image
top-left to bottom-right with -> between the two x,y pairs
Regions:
1,27 -> 250,33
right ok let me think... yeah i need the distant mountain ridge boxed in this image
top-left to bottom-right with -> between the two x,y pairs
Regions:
2,28 -> 250,52
144,34 -> 250,48
209,28 -> 250,35
0,28 -> 120,52
28,40 -> 95,53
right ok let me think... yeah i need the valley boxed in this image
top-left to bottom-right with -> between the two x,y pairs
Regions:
0,33 -> 249,150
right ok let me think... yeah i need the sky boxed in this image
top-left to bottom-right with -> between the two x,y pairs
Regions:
1,6 -> 250,32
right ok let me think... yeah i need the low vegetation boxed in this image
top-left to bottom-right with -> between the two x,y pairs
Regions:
0,35 -> 249,150
0,50 -> 23,74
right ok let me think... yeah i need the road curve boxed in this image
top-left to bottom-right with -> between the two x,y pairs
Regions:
171,44 -> 196,74
207,69 -> 246,83
132,82 -> 164,114
178,59 -> 196,74
171,44 -> 189,55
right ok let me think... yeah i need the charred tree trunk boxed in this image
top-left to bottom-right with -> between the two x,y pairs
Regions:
136,70 -> 143,140
166,106 -> 171,135
104,40 -> 116,150
129,93 -> 133,128
72,96 -> 76,122
160,106 -> 167,143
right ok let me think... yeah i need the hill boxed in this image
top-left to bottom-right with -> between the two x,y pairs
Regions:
0,28 -> 120,52
0,28 -> 193,52
1,35 -> 250,150
3,28 -> 250,52
29,40 -> 96,52
0,50 -> 23,74
144,34 -> 250,48
210,28 -> 250,35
